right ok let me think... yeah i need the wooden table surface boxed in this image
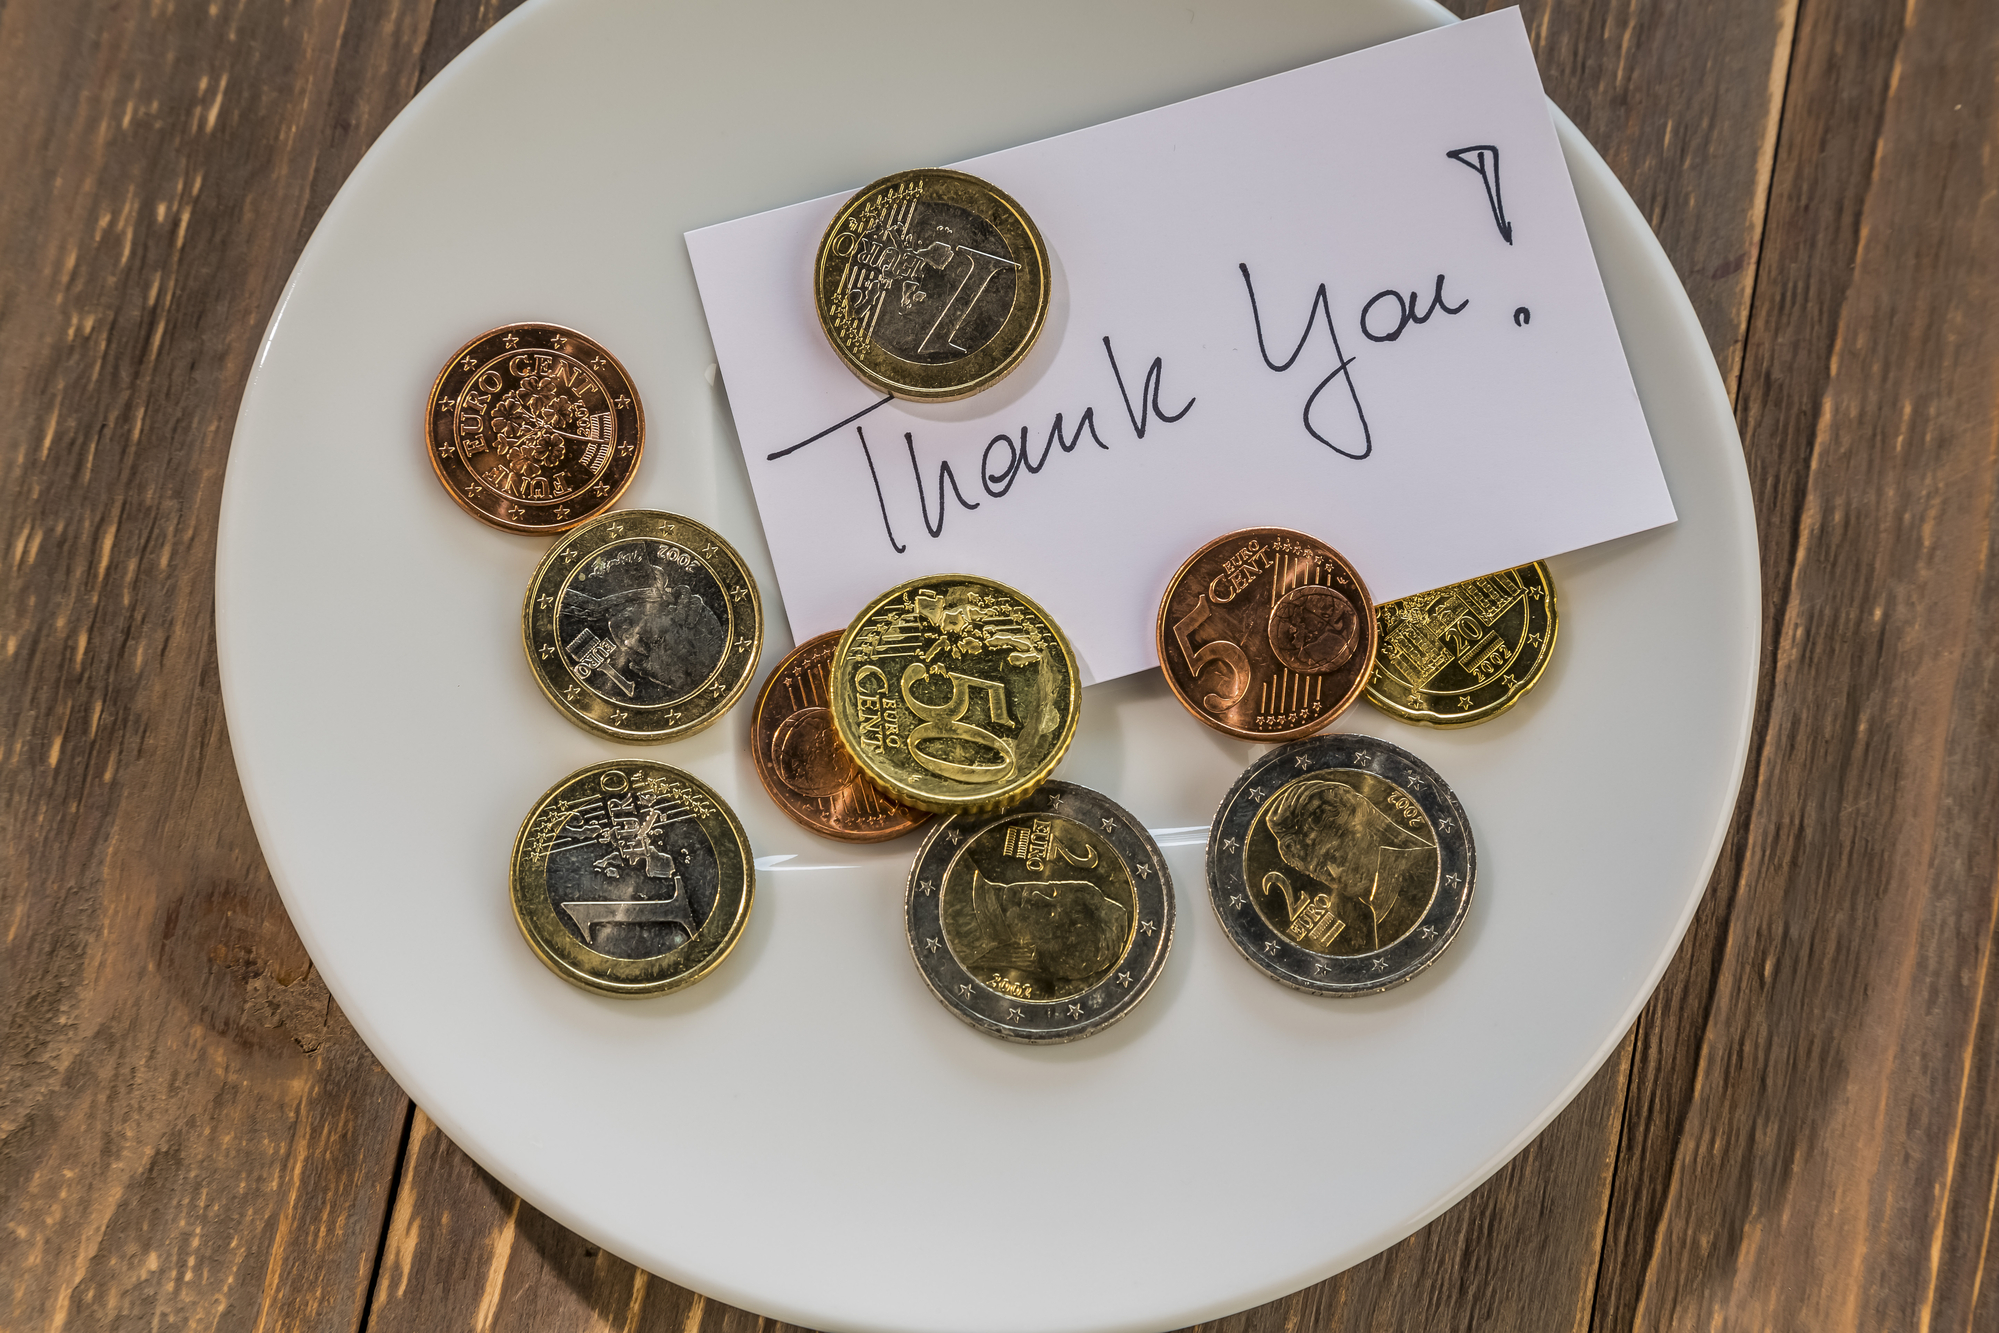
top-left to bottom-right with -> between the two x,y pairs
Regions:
4,0 -> 1995,1328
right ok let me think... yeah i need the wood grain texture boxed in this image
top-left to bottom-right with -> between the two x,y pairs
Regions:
3,0 -> 1995,1330
0,2 -> 513,1329
1606,0 -> 1999,1326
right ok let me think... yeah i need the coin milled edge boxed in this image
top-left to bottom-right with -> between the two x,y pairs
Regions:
1365,561 -> 1559,728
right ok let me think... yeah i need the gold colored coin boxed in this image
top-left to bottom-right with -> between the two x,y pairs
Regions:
830,575 -> 1079,814
750,631 -> 931,843
814,169 -> 1050,402
510,760 -> 753,998
1364,561 -> 1558,727
425,323 -> 643,533
522,511 -> 763,743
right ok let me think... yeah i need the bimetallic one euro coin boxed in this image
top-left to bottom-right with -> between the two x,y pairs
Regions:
523,511 -> 762,743
510,760 -> 753,997
426,324 -> 642,533
751,632 -> 930,843
831,575 -> 1079,814
814,169 -> 1049,402
1157,529 -> 1378,741
1207,733 -> 1473,996
1366,562 -> 1558,727
907,780 -> 1173,1043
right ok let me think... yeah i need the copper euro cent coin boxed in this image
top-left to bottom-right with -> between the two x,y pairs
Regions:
906,780 -> 1173,1043
1157,528 -> 1377,741
814,168 -> 1050,402
426,323 -> 643,533
523,511 -> 763,743
1366,561 -> 1558,727
1207,733 -> 1473,996
510,760 -> 753,998
751,631 -> 931,843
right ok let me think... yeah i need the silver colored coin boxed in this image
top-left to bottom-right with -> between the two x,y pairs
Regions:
1206,732 -> 1474,996
906,780 -> 1173,1043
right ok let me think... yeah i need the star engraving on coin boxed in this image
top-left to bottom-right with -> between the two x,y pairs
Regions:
1101,817 -> 1116,832
615,395 -> 631,408
459,355 -> 476,370
957,983 -> 973,999
1135,863 -> 1151,879
1207,733 -> 1474,996
904,781 -> 1171,1044
1458,696 -> 1474,709
1248,787 -> 1264,800
1222,836 -> 1240,852
502,332 -> 520,348
1296,756 -> 1311,768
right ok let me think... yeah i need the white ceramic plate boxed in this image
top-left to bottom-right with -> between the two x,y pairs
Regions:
216,3 -> 1758,1330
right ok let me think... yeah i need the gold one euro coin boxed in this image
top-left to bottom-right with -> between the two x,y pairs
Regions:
523,511 -> 763,743
1365,561 -> 1557,727
831,575 -> 1079,814
510,760 -> 753,998
814,168 -> 1049,402
425,323 -> 643,533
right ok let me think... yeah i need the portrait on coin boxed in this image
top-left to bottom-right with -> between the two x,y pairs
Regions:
559,543 -> 728,705
1250,775 -> 1438,954
940,818 -> 1135,1000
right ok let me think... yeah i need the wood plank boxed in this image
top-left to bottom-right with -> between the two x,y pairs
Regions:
0,1 -> 510,1328
1597,0 -> 1999,1325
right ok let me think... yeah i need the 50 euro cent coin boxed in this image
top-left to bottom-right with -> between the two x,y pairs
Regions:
830,575 -> 1079,814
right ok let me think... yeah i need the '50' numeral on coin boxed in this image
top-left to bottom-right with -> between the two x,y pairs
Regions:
1172,596 -> 1249,712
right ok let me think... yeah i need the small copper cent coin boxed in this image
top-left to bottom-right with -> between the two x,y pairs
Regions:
906,779 -> 1174,1043
1207,732 -> 1474,996
814,168 -> 1050,402
751,632 -> 931,843
510,759 -> 753,998
1366,561 -> 1558,727
426,323 -> 643,533
831,574 -> 1080,814
1157,528 -> 1377,741
523,510 -> 763,743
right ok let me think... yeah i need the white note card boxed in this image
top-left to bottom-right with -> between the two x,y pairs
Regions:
686,10 -> 1675,685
